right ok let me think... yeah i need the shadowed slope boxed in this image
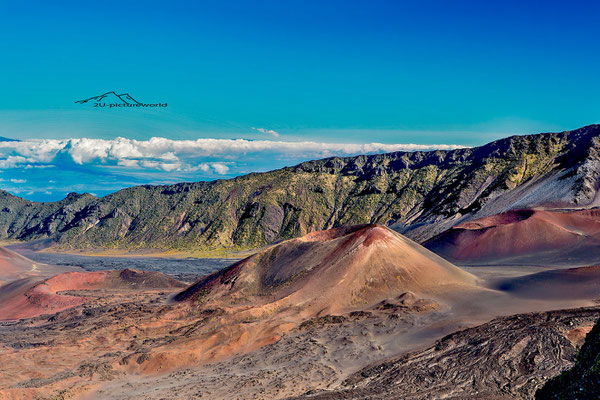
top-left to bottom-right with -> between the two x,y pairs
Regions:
536,317 -> 600,399
425,208 -> 600,264
176,224 -> 476,315
495,265 -> 600,300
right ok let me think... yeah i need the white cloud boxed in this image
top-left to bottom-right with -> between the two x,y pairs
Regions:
198,163 -> 211,172
0,137 -> 465,174
117,159 -> 140,168
0,155 -> 31,168
210,162 -> 230,174
0,139 -> 64,163
252,127 -> 280,137
10,178 -> 26,183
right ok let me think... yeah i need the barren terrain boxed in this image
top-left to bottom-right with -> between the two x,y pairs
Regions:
0,225 -> 598,399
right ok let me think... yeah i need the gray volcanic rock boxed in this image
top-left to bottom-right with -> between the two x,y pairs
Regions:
536,317 -> 600,399
291,307 -> 600,400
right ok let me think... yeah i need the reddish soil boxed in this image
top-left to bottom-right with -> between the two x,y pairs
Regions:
425,208 -> 600,263
119,224 -> 478,377
176,224 -> 477,315
0,269 -> 187,320
0,225 -> 597,400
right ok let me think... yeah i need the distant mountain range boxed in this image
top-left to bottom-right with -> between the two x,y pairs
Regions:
1,124 -> 599,252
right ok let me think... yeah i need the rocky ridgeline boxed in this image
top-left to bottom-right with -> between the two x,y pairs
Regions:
1,125 -> 599,251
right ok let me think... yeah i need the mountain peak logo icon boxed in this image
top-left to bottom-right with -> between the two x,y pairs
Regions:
75,91 -> 142,105
74,92 -> 167,108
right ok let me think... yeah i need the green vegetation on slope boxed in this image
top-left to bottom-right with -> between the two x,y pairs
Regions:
0,125 -> 599,251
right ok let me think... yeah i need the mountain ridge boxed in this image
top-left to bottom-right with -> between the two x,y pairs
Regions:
1,124 -> 600,251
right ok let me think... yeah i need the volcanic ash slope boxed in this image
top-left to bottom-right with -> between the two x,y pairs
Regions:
132,224 -> 478,374
176,224 -> 477,317
0,245 -> 78,284
425,208 -> 600,264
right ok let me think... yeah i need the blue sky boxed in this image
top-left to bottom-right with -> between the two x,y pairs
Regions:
0,1 -> 599,201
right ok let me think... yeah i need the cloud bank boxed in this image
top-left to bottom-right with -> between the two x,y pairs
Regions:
0,136 -> 465,201
0,137 -> 464,173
